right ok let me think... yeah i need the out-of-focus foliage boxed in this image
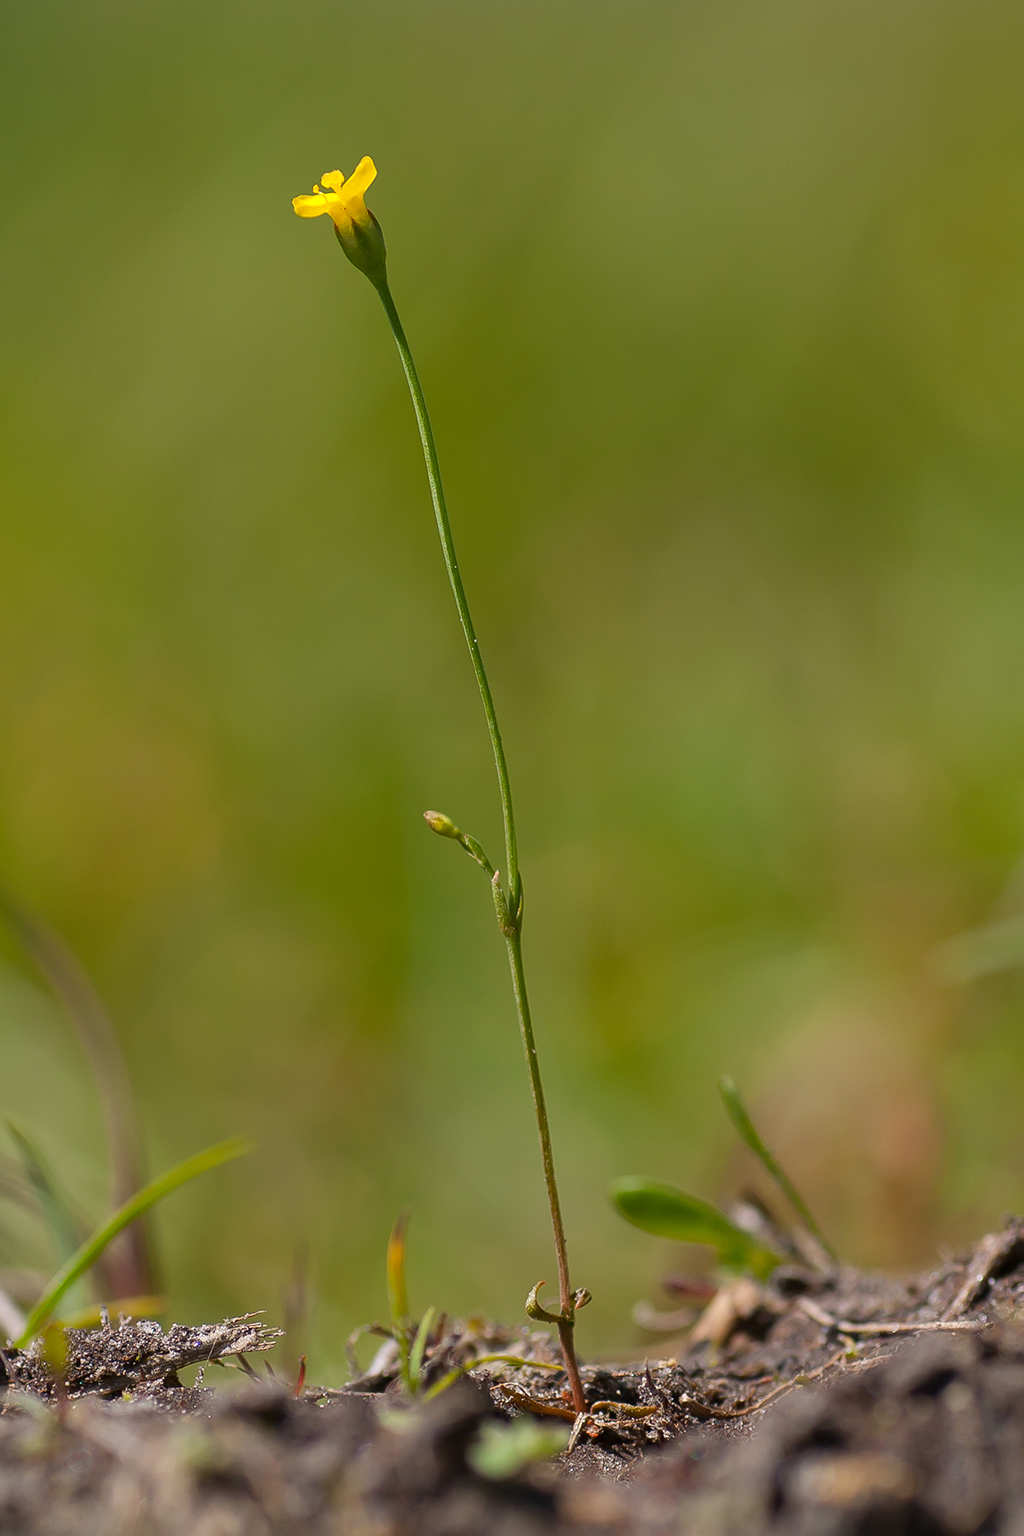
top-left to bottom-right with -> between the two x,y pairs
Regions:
2,0 -> 1024,1374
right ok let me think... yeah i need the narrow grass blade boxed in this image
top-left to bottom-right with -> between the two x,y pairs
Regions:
609,1177 -> 779,1279
386,1211 -> 410,1327
16,1136 -> 249,1345
386,1211 -> 414,1390
0,1150 -> 38,1213
408,1304 -> 436,1393
718,1077 -> 836,1260
0,893 -> 157,1296
4,1120 -> 85,1267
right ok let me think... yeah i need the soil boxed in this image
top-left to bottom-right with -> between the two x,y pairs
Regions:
4,1220 -> 1024,1533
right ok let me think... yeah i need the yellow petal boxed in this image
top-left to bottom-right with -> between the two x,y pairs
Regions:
343,157 -> 377,200
292,191 -> 330,218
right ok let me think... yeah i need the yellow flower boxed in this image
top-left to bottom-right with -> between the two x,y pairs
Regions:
292,157 -> 387,285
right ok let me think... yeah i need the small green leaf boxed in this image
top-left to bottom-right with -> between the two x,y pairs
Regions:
609,1177 -> 778,1279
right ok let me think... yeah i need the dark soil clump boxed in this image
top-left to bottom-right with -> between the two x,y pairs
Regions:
5,1221 -> 1024,1533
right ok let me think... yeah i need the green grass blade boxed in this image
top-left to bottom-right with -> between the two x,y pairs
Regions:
16,1136 -> 249,1345
386,1211 -> 414,1389
718,1077 -> 836,1260
609,1176 -> 779,1279
408,1304 -> 436,1393
4,1119 -> 85,1267
0,1149 -> 40,1213
0,893 -> 157,1297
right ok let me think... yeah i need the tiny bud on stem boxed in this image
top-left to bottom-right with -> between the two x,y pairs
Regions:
424,811 -> 458,839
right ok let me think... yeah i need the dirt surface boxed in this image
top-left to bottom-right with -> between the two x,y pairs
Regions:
4,1220 -> 1024,1532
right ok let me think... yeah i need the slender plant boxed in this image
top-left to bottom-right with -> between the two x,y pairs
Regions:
293,159 -> 589,1412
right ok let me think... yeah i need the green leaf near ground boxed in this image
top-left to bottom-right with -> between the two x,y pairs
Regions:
609,1177 -> 779,1279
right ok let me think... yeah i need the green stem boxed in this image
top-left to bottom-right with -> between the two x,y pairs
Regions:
504,926 -> 586,1412
374,276 -> 584,1413
376,280 -> 520,915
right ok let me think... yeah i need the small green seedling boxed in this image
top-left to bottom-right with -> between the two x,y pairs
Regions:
609,1177 -> 779,1279
378,1212 -> 440,1397
718,1076 -> 836,1261
358,1213 -> 566,1405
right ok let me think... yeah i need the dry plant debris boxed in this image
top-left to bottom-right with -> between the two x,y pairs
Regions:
1,1314 -> 281,1405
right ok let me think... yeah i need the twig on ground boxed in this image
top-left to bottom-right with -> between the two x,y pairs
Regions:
494,1383 -> 577,1421
632,1301 -> 698,1332
797,1295 -> 987,1336
677,1347 -> 850,1421
943,1221 -> 1024,1320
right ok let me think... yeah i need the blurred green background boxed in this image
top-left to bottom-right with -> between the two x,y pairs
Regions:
2,0 -> 1024,1374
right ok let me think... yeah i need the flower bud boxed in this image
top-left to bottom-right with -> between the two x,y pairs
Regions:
423,810 -> 459,839
333,209 -> 387,287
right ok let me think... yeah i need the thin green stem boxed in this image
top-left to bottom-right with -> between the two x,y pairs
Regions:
505,926 -> 586,1412
374,275 -> 585,1413
504,934 -> 569,1309
376,280 -> 520,914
